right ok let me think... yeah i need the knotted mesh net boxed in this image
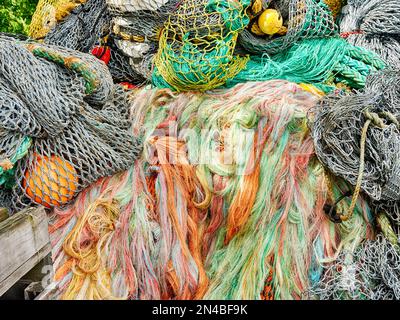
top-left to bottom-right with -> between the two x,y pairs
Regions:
309,69 -> 400,226
239,0 -> 338,55
29,0 -> 88,39
0,36 -> 142,213
340,0 -> 400,36
152,0 -> 251,91
104,35 -> 148,83
43,0 -> 111,53
106,0 -> 181,82
306,236 -> 400,300
339,0 -> 400,66
309,69 -> 400,205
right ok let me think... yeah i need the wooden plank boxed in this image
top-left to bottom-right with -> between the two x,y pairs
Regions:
0,207 -> 50,297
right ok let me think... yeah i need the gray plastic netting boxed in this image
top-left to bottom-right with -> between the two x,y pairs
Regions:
0,36 -> 142,213
106,35 -> 148,83
305,236 -> 400,300
239,0 -> 338,55
35,0 -> 149,83
44,0 -> 111,53
309,69 -> 400,205
340,0 -> 400,36
106,0 -> 181,80
339,0 -> 400,65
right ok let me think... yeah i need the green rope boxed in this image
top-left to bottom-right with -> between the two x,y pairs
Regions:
26,44 -> 99,94
377,213 -> 399,248
0,136 -> 32,189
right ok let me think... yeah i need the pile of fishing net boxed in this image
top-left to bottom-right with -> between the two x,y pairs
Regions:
310,69 -> 400,225
28,0 -> 190,84
29,0 -> 132,82
33,80 -> 384,300
339,0 -> 400,66
307,229 -> 400,300
4,0 -> 399,301
106,0 -> 181,82
238,0 -> 338,55
152,0 -> 385,92
0,35 -> 142,213
152,0 -> 252,91
307,69 -> 400,300
27,0 -> 388,91
31,0 -> 111,53
38,0 -> 141,83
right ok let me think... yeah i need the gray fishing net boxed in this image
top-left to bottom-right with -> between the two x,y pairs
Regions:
340,0 -> 400,36
44,0 -> 111,53
31,0 -> 181,83
239,0 -> 338,55
106,0 -> 181,81
344,34 -> 400,67
106,35 -> 148,83
306,236 -> 400,300
340,0 -> 400,65
0,36 -> 142,213
309,69 -> 400,220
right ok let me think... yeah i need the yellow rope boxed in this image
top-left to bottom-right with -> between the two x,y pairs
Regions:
339,118 -> 370,221
376,212 -> 399,247
340,110 -> 395,222
62,197 -> 120,300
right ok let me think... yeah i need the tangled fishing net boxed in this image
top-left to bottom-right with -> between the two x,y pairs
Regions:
42,0 -> 111,53
29,0 -> 181,83
152,0 -> 251,91
309,69 -> 400,226
29,80 -> 378,300
307,233 -> 400,300
27,0 -> 387,91
2,0 -> 398,301
230,36 -> 386,91
339,0 -> 400,65
239,0 -> 338,55
29,0 -> 88,40
107,0 -> 180,78
0,35 -> 142,213
151,0 -> 385,92
29,0 -> 137,83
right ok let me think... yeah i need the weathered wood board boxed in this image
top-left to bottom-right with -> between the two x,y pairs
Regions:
0,207 -> 51,297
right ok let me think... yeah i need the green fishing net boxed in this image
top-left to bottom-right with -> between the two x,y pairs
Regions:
239,0 -> 338,55
152,0 -> 252,92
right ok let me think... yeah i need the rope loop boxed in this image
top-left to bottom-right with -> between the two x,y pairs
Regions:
338,109 -> 399,222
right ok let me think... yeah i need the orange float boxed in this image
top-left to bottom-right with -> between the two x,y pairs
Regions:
22,154 -> 79,208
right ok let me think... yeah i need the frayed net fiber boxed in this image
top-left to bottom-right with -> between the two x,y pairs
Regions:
41,81 -> 374,300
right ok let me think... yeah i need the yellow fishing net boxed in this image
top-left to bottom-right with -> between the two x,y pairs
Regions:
153,0 -> 252,92
29,0 -> 87,39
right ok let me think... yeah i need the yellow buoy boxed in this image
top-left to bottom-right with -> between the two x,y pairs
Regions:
258,9 -> 287,36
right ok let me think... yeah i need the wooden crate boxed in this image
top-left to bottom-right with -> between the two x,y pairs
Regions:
0,207 -> 51,296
